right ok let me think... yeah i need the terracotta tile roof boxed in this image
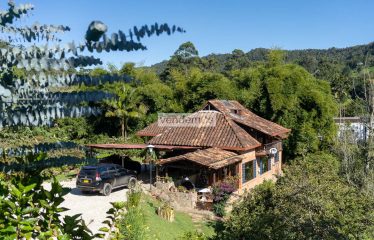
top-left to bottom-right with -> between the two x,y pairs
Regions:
137,100 -> 290,139
205,100 -> 291,138
136,121 -> 169,137
147,111 -> 261,151
158,147 -> 243,169
136,99 -> 290,149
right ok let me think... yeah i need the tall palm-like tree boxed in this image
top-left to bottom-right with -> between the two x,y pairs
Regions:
104,84 -> 148,140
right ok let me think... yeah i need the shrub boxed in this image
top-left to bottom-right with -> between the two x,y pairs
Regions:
212,181 -> 235,202
40,168 -> 56,178
177,185 -> 187,192
109,185 -> 149,240
119,207 -> 148,240
213,201 -> 226,217
126,190 -> 142,209
118,191 -> 148,240
54,117 -> 91,140
211,181 -> 236,217
224,176 -> 239,190
177,231 -> 207,240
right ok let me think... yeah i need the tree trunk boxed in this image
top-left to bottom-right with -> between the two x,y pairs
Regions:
367,76 -> 374,176
363,57 -> 374,193
124,118 -> 128,140
121,119 -> 125,140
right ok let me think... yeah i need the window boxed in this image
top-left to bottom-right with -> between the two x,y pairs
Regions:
80,169 -> 96,177
274,151 -> 279,162
107,165 -> 117,173
259,157 -> 270,174
230,109 -> 242,115
242,160 -> 256,183
98,166 -> 107,174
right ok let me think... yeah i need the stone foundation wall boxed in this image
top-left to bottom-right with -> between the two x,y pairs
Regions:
150,182 -> 198,211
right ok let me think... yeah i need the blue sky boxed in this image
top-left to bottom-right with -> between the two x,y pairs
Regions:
8,0 -> 374,67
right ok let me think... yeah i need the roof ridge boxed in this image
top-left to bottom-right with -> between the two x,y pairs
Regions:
197,109 -> 221,113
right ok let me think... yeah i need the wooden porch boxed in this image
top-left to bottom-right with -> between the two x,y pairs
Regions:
156,148 -> 242,189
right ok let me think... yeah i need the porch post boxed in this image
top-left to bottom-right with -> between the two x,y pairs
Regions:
149,160 -> 152,187
238,162 -> 242,190
147,145 -> 155,189
155,165 -> 159,180
213,172 -> 216,184
89,147 -> 93,158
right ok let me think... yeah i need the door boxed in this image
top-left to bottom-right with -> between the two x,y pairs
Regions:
117,168 -> 130,186
107,165 -> 119,187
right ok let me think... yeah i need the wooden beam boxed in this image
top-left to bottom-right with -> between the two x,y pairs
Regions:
162,164 -> 200,171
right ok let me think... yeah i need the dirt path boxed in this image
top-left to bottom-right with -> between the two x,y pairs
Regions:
44,179 -> 128,235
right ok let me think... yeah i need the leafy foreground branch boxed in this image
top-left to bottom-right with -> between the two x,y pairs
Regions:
0,177 -> 94,239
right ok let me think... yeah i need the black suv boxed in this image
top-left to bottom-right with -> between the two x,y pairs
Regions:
76,163 -> 137,196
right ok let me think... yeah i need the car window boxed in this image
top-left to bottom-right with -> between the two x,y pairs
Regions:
107,166 -> 117,172
80,169 -> 96,176
98,166 -> 107,174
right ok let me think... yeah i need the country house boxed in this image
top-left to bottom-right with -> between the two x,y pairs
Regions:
137,100 -> 291,192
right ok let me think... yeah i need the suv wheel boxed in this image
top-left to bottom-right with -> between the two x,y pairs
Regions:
128,178 -> 137,189
103,183 -> 112,196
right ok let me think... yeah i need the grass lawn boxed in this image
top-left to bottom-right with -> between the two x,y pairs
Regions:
44,168 -> 79,182
55,169 -> 78,182
141,196 -> 215,240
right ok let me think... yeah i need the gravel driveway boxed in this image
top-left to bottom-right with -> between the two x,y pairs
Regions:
44,179 -> 129,235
